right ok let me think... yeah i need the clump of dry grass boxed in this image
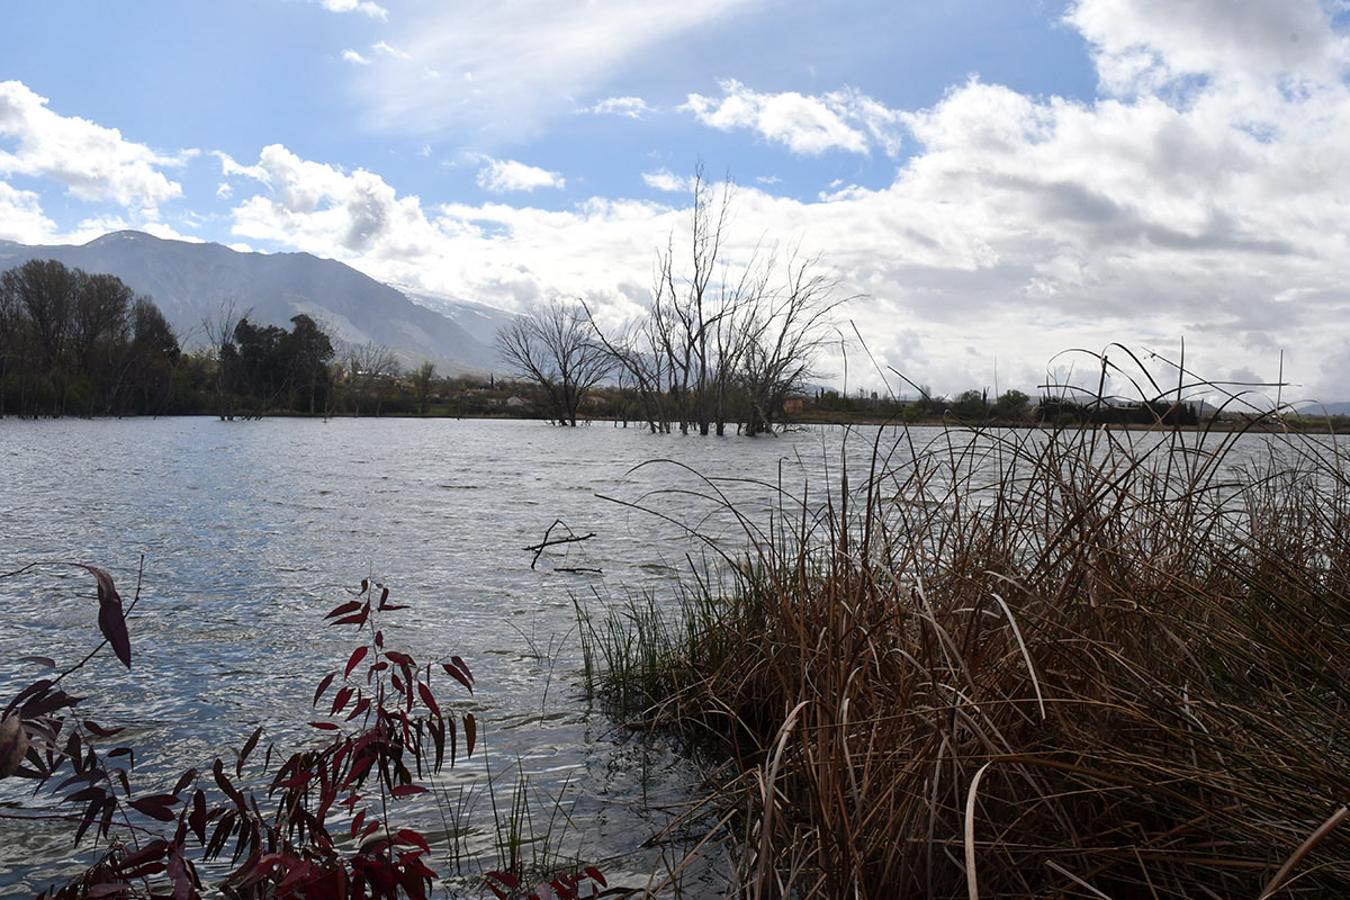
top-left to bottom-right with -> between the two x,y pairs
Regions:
588,366 -> 1350,897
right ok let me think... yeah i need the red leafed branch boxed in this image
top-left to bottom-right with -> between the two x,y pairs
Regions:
4,567 -> 609,899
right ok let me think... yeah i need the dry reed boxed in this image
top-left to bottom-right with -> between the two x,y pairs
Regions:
586,363 -> 1350,898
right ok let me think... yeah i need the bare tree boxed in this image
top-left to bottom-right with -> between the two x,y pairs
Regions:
341,342 -> 399,416
202,299 -> 245,420
585,167 -> 845,437
495,301 -> 610,426
738,250 -> 845,435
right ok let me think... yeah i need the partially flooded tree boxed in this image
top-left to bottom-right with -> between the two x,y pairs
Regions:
342,342 -> 399,416
495,301 -> 610,426
202,300 -> 245,420
411,361 -> 436,415
738,250 -> 842,435
587,168 -> 846,436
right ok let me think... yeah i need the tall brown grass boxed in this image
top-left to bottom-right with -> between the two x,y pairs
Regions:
583,376 -> 1350,897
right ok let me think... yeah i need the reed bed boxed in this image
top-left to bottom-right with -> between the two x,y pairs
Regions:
582,398 -> 1350,897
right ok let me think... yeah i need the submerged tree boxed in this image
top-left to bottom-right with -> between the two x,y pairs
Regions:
586,168 -> 847,436
495,300 -> 611,426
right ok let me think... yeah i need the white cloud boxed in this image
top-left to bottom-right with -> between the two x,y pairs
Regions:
349,0 -> 757,139
213,150 -> 269,184
683,79 -> 902,156
342,49 -> 373,66
372,40 -> 411,60
1067,0 -> 1348,94
0,80 -> 183,213
755,175 -> 781,186
320,0 -> 388,21
475,157 -> 566,193
642,169 -> 691,192
229,144 -> 444,257
216,182 -> 233,199
216,2 -> 1350,398
586,96 -> 653,118
0,181 -> 56,242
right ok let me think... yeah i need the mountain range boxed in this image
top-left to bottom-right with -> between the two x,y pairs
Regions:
0,231 -> 515,375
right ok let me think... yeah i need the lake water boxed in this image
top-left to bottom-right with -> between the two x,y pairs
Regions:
0,417 -> 1338,895
0,416 -> 917,895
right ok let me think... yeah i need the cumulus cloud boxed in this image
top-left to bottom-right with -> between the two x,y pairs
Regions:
342,49 -> 372,66
350,0 -> 756,138
228,144 -> 445,258
319,0 -> 387,21
0,181 -> 56,242
1067,0 -> 1348,93
683,79 -> 903,157
641,169 -> 691,192
586,96 -> 653,118
475,157 -> 565,193
0,80 -> 183,213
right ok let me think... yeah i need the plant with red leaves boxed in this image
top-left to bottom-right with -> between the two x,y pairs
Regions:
2,566 -> 608,899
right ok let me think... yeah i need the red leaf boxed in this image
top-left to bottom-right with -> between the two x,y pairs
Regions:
441,663 -> 474,695
172,768 -> 198,796
312,672 -> 337,708
386,651 -> 415,666
331,686 -> 354,716
130,795 -> 178,822
309,721 -> 339,730
334,610 -> 369,628
346,697 -> 371,722
237,725 -> 263,777
20,655 -> 57,669
464,713 -> 477,758
391,784 -> 427,798
82,566 -> 131,669
396,828 -> 430,853
486,871 -> 520,890
417,682 -> 441,718
584,865 -> 608,888
190,790 -> 207,843
325,600 -> 362,619
450,655 -> 474,683
350,808 -> 366,839
345,646 -> 369,679
83,719 -> 125,739
116,839 -> 170,873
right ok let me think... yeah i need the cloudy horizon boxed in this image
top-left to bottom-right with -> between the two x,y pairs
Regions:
3,0 -> 1350,401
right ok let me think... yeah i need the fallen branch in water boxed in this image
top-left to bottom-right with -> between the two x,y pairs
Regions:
524,519 -> 596,569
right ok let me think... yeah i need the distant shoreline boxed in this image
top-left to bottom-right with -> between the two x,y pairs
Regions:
3,410 -> 1346,434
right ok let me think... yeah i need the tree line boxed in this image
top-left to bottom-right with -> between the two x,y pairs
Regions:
0,260 -> 181,417
0,260 -> 432,420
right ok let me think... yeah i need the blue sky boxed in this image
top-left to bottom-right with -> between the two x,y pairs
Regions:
3,0 -> 1350,398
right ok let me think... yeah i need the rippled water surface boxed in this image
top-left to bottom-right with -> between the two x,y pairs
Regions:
0,417 -> 1333,895
0,417 -> 918,895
